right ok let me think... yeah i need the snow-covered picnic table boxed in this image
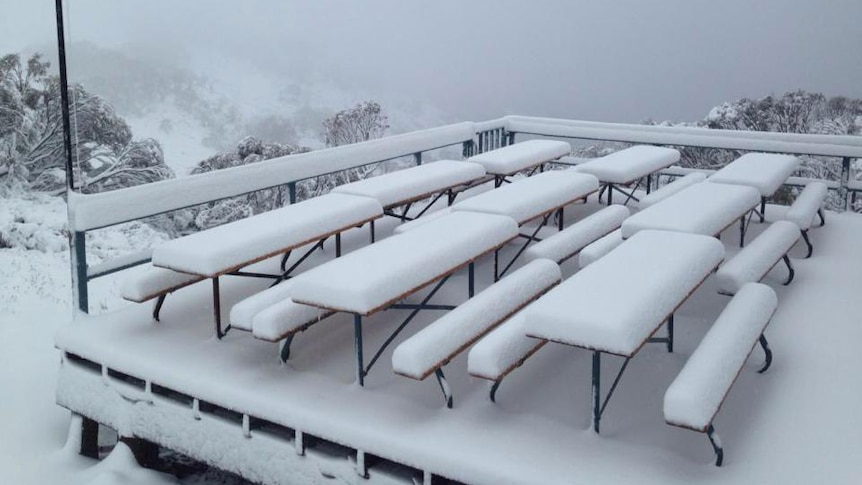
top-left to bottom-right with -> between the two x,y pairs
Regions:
451,169 -> 599,278
574,145 -> 680,205
291,211 -> 519,385
331,160 -> 486,221
466,139 -> 571,186
524,229 -> 725,432
621,182 -> 762,246
149,193 -> 384,337
708,153 -> 800,221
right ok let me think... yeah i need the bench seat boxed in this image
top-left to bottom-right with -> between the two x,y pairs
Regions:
664,282 -> 778,466
467,140 -> 571,176
715,221 -> 800,295
578,229 -> 624,269
524,205 -> 630,265
784,181 -> 827,258
637,172 -> 706,210
120,264 -> 204,320
391,259 -> 561,407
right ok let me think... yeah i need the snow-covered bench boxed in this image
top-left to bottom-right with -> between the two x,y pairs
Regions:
715,221 -> 800,296
331,160 -> 486,222
391,259 -> 561,407
708,153 -> 800,223
664,282 -> 778,466
133,193 -> 383,338
523,206 -> 629,265
784,181 -> 827,258
578,229 -> 623,269
636,172 -> 706,211
121,265 -> 205,321
574,145 -> 680,205
452,169 -> 599,279
467,139 -> 571,187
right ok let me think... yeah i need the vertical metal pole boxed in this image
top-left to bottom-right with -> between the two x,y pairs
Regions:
335,232 -> 342,258
72,231 -> 88,313
840,157 -> 851,211
646,173 -> 652,194
508,132 -> 516,145
79,416 -> 99,459
759,197 -> 766,223
667,313 -> 674,353
414,152 -> 422,166
592,351 -> 601,433
288,181 -> 297,204
468,262 -> 475,298
212,277 -> 223,338
354,314 -> 365,386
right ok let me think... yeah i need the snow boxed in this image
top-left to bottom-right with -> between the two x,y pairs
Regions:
708,153 -> 801,196
663,283 -> 777,431
621,182 -> 761,239
391,207 -> 452,235
68,122 -> 475,231
785,181 -> 828,230
331,160 -> 485,208
525,230 -> 725,355
451,170 -> 599,224
151,193 -> 382,277
391,259 -> 561,380
467,312 -> 544,382
578,229 -> 624,269
637,172 -> 707,210
291,211 -> 518,315
120,264 -> 204,303
229,278 -> 303,332
466,139 -> 571,175
252,297 -> 335,342
715,221 -> 801,295
573,145 -> 680,184
524,205 -> 629,263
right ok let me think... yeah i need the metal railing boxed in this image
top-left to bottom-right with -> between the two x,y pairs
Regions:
68,116 -> 862,315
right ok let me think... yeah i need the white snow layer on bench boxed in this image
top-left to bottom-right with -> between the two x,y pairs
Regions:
451,170 -> 599,224
252,297 -> 335,342
526,230 -> 725,356
715,221 -> 800,295
664,282 -> 777,431
573,145 -> 680,184
466,139 -> 571,175
578,229 -> 623,269
468,312 -> 544,380
785,182 -> 828,230
391,259 -> 561,380
230,278 -> 302,331
524,205 -> 629,263
392,208 -> 452,235
151,193 -> 382,277
291,211 -> 519,315
621,182 -> 761,239
637,172 -> 706,210
708,153 -> 800,196
331,160 -> 485,208
120,264 -> 203,302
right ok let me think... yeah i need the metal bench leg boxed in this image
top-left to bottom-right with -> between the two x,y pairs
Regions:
757,334 -> 772,374
760,197 -> 766,223
335,232 -> 342,258
707,424 -> 724,466
152,294 -> 166,322
598,184 -> 608,204
817,208 -> 825,227
468,262 -> 475,298
434,368 -> 454,409
279,250 -> 293,272
280,334 -> 296,362
801,229 -> 813,258
782,254 -> 795,285
354,314 -> 365,386
370,220 -> 376,243
489,380 -> 502,403
667,314 -> 674,353
592,351 -> 601,433
213,277 -> 230,339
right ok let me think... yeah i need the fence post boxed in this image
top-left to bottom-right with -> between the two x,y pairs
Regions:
840,157 -> 851,211
71,231 -> 88,313
414,152 -> 422,166
288,182 -> 297,204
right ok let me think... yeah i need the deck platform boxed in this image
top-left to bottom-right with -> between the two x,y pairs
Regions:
55,204 -> 862,485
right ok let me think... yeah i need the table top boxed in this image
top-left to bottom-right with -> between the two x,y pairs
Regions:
708,153 -> 800,196
574,145 -> 680,185
525,230 -> 725,356
451,170 -> 598,224
152,193 -> 383,277
467,140 -> 571,175
621,182 -> 761,239
291,211 -> 519,316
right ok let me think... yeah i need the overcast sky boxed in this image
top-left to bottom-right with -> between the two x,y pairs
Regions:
2,0 -> 861,124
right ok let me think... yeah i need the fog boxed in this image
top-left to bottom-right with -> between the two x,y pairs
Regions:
3,0 -> 861,124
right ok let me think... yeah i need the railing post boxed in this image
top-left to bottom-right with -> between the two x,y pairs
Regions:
462,140 -> 474,159
288,181 -> 297,204
840,157 -> 851,211
71,231 -> 88,314
414,152 -> 422,166
507,131 -> 516,145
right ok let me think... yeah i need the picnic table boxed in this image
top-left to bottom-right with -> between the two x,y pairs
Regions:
708,153 -> 800,222
524,230 -> 725,433
150,193 -> 383,338
291,211 -> 519,385
451,169 -> 599,278
574,145 -> 680,205
621,182 -> 762,246
467,139 -> 571,187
